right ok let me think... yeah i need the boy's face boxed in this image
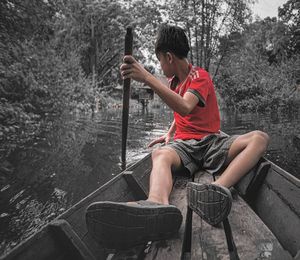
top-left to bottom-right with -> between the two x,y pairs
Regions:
157,52 -> 174,78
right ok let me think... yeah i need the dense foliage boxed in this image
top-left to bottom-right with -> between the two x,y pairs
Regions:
0,0 -> 130,158
215,2 -> 300,111
0,0 -> 299,158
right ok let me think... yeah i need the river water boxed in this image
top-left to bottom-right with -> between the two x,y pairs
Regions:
0,104 -> 299,255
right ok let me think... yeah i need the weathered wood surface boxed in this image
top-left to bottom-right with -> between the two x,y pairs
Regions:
0,170 -> 135,260
118,166 -> 294,259
62,174 -> 135,259
252,162 -> 300,257
124,171 -> 148,200
48,220 -> 96,260
0,226 -> 64,260
234,159 -> 270,197
228,193 -> 292,260
191,171 -> 229,259
59,154 -> 152,259
191,170 -> 292,260
129,154 -> 152,196
0,220 -> 95,260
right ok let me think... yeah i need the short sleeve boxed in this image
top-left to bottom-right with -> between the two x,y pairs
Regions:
187,74 -> 209,107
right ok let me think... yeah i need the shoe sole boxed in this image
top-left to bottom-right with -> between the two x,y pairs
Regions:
187,183 -> 232,226
85,201 -> 182,250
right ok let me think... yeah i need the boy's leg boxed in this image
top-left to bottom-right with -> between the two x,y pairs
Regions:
85,146 -> 183,249
213,130 -> 269,188
147,147 -> 182,205
187,130 -> 269,226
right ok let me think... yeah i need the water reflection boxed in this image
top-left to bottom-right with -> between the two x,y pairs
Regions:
0,105 -> 299,255
0,106 -> 172,255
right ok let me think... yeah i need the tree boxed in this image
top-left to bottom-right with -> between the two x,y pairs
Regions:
278,0 -> 300,56
120,0 -> 163,67
215,17 -> 299,111
163,0 -> 253,73
54,0 -> 133,90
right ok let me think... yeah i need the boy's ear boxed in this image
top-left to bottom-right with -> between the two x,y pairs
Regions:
166,52 -> 173,63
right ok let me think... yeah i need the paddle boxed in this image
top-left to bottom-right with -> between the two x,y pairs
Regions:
121,27 -> 133,170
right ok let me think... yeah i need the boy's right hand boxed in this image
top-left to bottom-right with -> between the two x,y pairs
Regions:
148,133 -> 172,148
120,55 -> 151,84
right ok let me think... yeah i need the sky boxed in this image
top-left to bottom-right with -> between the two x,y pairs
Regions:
252,0 -> 288,19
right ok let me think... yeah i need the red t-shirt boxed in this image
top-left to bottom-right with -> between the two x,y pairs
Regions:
171,64 -> 220,140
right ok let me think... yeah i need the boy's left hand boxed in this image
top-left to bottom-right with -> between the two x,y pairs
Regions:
120,56 -> 151,83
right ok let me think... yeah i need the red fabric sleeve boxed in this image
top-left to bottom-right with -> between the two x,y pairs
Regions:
188,76 -> 209,106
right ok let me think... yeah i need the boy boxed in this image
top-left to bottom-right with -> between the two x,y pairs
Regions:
85,25 -> 269,249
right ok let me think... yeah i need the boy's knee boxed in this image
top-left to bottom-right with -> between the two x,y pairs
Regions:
253,130 -> 269,143
151,148 -> 173,163
152,148 -> 166,160
252,130 -> 270,151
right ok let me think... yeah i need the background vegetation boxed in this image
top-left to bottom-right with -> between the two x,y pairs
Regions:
0,0 -> 299,159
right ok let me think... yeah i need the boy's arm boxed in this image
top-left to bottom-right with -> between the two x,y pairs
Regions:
167,119 -> 176,136
148,119 -> 176,147
120,56 -> 199,116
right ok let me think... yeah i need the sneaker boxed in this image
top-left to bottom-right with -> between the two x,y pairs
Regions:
85,200 -> 183,250
187,182 -> 232,226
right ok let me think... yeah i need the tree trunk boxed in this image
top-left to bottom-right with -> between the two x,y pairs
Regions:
187,23 -> 194,64
200,0 -> 205,67
90,16 -> 96,88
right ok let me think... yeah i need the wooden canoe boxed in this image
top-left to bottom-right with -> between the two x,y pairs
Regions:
1,153 -> 299,260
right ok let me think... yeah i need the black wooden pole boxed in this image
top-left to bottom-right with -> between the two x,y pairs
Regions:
121,27 -> 133,170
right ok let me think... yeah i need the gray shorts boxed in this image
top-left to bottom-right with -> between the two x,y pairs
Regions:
165,133 -> 238,176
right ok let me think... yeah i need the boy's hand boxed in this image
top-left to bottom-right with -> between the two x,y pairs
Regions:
120,56 -> 151,83
148,133 -> 172,148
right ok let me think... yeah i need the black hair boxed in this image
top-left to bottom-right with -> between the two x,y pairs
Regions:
155,24 -> 190,59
